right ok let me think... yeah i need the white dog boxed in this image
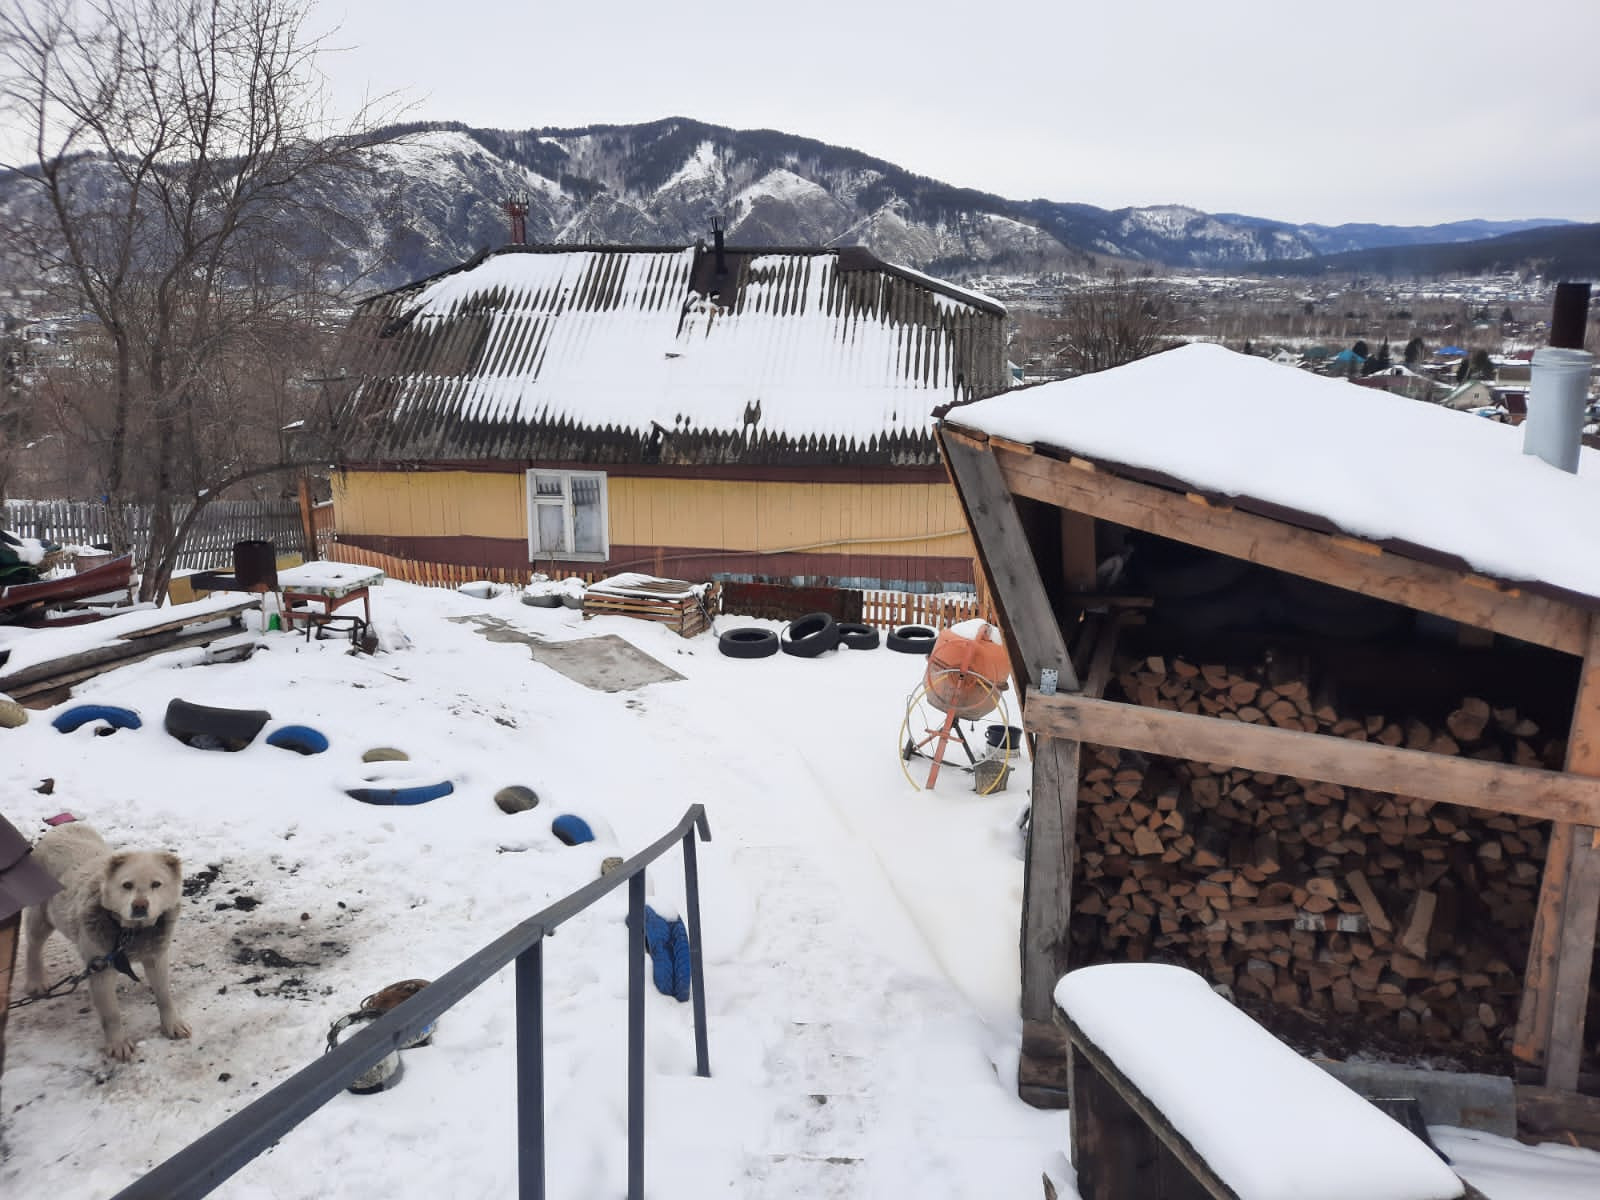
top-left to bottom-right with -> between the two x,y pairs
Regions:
23,822 -> 191,1060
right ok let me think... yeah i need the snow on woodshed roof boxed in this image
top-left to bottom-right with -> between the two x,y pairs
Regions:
342,244 -> 1006,466
943,343 -> 1600,606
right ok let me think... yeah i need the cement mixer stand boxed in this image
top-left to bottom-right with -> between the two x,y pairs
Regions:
907,706 -> 981,788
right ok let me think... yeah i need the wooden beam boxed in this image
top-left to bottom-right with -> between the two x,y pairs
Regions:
940,430 -> 1075,691
987,441 -> 1591,657
1022,690 -> 1600,828
1518,613 -> 1600,1088
1022,737 -> 1079,1024
1060,510 -> 1097,592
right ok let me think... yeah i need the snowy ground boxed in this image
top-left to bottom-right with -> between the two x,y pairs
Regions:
1,582 -> 1597,1198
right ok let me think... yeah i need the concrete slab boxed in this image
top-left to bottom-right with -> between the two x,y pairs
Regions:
1316,1059 -> 1518,1137
450,615 -> 683,692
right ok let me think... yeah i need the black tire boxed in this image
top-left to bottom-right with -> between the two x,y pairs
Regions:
781,613 -> 841,658
886,625 -> 937,654
164,697 -> 272,752
838,621 -> 880,650
718,627 -> 780,659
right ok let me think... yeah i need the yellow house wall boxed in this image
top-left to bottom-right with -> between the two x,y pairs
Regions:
334,470 -> 974,561
334,471 -> 526,540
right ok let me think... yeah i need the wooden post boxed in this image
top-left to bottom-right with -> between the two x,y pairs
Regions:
1018,735 -> 1080,1106
939,431 -> 1076,693
1060,510 -> 1097,592
940,428 -> 1083,1105
296,474 -> 318,562
1518,613 -> 1600,1089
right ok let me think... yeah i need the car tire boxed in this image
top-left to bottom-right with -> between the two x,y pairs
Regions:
163,698 -> 271,751
886,625 -> 937,654
838,622 -> 880,650
265,724 -> 330,755
51,704 -> 142,734
781,613 -> 840,658
718,627 -> 780,659
347,781 -> 454,806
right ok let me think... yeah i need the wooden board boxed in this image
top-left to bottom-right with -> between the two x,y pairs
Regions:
1022,690 -> 1600,828
1517,613 -> 1600,1088
985,441 -> 1590,657
1063,1014 -> 1238,1200
939,430 -> 1076,691
116,597 -> 261,641
1022,737 -> 1079,1025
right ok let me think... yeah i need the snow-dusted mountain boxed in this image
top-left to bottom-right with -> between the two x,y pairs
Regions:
0,116 -> 1572,293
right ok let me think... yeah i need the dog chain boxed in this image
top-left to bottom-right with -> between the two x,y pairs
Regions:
6,930 -> 136,1011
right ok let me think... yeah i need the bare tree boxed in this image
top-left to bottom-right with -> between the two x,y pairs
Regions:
0,0 -> 399,598
1056,272 -> 1177,377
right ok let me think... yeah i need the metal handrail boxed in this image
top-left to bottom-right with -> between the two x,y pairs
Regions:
112,805 -> 713,1200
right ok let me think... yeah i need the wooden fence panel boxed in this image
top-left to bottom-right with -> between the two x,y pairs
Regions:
5,498 -> 302,570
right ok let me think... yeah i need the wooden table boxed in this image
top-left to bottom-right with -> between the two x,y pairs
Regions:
276,563 -> 385,630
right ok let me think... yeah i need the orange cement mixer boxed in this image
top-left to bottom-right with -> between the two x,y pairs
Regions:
923,621 -> 1011,719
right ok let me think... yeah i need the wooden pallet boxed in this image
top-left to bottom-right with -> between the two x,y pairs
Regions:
581,579 -> 718,638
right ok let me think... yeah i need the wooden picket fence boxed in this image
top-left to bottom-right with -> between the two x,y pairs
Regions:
327,542 -> 602,590
329,541 -> 997,633
5,497 -> 304,571
857,587 -> 994,631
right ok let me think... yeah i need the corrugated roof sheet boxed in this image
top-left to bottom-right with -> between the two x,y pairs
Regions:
340,244 -> 1007,466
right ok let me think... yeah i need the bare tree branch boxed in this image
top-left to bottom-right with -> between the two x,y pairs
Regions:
0,0 -> 408,599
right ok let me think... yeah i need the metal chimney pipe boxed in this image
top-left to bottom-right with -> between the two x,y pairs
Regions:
1522,282 -> 1592,473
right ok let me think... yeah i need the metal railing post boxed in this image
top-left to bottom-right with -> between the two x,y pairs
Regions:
682,830 -> 710,1077
628,871 -> 646,1200
516,940 -> 545,1200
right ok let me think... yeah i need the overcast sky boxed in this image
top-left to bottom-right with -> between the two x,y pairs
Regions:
313,0 -> 1599,227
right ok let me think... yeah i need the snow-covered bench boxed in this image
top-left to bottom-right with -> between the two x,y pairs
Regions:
1054,964 -> 1469,1200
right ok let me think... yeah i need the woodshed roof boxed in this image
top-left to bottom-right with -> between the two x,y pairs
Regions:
339,243 -> 1007,467
942,343 -> 1600,611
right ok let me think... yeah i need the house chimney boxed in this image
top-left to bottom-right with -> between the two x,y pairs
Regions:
712,218 -> 726,278
504,193 -> 530,246
1522,282 -> 1592,473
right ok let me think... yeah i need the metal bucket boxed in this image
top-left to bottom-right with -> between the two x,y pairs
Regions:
233,540 -> 278,592
326,1010 -> 404,1094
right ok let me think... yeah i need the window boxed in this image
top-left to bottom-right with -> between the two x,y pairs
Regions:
526,470 -> 608,561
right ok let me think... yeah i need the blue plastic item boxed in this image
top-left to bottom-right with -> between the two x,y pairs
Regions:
551,814 -> 594,846
265,725 -> 330,755
643,905 -> 693,1002
52,705 -> 142,734
347,781 -> 454,806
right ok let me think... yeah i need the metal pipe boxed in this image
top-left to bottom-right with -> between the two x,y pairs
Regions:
628,871 -> 646,1200
516,941 -> 545,1200
683,831 -> 711,1077
1523,283 -> 1593,473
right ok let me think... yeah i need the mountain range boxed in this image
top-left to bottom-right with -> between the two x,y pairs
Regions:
1,115 -> 1582,294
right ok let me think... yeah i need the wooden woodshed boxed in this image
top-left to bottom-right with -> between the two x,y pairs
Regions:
936,344 -> 1600,1130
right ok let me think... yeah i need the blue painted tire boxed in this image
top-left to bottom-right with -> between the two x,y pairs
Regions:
551,814 -> 594,846
52,705 -> 142,734
265,725 -> 330,755
347,781 -> 454,806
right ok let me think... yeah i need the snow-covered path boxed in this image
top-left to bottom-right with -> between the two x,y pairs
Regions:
0,586 -> 1069,1197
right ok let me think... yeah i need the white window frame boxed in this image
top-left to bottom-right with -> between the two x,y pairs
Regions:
525,469 -> 610,562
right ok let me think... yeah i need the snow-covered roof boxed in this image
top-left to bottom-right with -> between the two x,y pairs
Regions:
343,244 -> 1007,466
943,343 -> 1600,606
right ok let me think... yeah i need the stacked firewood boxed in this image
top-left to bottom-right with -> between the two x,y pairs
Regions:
1071,654 -> 1562,1052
